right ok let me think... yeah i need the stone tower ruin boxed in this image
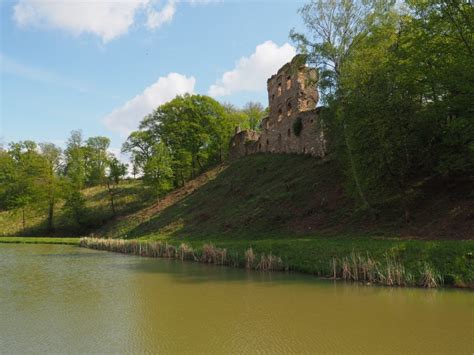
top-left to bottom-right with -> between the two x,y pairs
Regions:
229,55 -> 327,159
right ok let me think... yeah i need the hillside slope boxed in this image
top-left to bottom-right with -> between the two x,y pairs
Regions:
98,154 -> 473,240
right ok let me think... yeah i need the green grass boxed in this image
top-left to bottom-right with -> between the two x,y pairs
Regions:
0,180 -> 153,237
0,237 -> 80,245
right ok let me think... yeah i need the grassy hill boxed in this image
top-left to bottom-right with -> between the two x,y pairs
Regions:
97,154 -> 473,241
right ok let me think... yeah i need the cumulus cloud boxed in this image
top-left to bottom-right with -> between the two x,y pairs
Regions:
102,73 -> 196,136
146,0 -> 176,29
208,41 -> 296,97
13,0 -> 150,42
12,0 -> 206,42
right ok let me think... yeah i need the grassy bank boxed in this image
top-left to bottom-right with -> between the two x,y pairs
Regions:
80,236 -> 474,288
98,154 -> 473,240
0,237 -> 80,245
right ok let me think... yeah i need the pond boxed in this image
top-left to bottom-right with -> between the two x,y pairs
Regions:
1,244 -> 472,354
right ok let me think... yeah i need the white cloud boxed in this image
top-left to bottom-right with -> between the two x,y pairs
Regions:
208,41 -> 296,97
12,0 -> 188,42
146,0 -> 176,29
102,73 -> 196,136
13,0 -> 150,42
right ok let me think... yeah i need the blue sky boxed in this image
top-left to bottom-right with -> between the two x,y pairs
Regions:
1,0 -> 306,154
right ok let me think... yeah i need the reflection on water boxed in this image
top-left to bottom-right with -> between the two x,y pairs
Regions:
1,244 -> 473,354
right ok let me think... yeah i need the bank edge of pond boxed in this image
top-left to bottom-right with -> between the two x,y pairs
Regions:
0,237 -> 80,245
79,237 -> 473,289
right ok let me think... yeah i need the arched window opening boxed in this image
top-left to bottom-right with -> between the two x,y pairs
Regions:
287,102 -> 292,117
278,108 -> 283,121
277,83 -> 282,97
266,139 -> 269,145
286,76 -> 292,90
287,128 -> 291,137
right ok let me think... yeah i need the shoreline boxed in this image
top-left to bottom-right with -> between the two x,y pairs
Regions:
78,237 -> 473,289
2,236 -> 472,289
0,237 -> 80,245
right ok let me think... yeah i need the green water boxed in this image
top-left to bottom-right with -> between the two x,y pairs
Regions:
0,244 -> 472,354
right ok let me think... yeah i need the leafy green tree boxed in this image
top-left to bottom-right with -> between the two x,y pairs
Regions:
64,130 -> 86,190
291,0 -> 391,210
39,143 -> 63,231
139,94 -> 238,178
3,141 -> 49,231
84,136 -> 110,186
242,102 -> 266,131
103,155 -> 128,216
143,142 -> 175,196
122,130 -> 155,177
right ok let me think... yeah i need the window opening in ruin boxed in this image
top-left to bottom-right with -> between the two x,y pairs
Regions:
277,83 -> 282,96
286,76 -> 291,90
278,108 -> 283,121
259,143 -> 262,150
303,147 -> 307,153
272,94 -> 275,101
310,119 -> 314,123
266,139 -> 269,145
287,102 -> 292,117
287,128 -> 291,137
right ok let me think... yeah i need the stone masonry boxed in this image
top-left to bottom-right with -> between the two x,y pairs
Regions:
229,55 -> 327,160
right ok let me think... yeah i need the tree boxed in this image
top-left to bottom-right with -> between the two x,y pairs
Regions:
242,102 -> 266,131
142,142 -> 175,196
39,143 -> 63,231
104,155 -> 128,216
64,130 -> 86,190
139,94 -> 239,179
84,136 -> 110,186
4,141 -> 48,231
292,0 -> 394,211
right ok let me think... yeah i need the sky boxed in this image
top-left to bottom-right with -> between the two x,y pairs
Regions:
0,0 -> 306,157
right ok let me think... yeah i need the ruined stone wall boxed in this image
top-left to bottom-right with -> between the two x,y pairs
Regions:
229,55 -> 327,160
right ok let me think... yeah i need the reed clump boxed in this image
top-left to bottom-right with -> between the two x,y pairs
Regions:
245,247 -> 256,269
256,253 -> 284,271
330,251 -> 441,287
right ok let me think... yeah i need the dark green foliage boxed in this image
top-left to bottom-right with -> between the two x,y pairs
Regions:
293,0 -> 474,218
63,190 -> 87,227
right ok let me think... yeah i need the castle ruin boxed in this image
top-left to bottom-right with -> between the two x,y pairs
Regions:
229,55 -> 327,159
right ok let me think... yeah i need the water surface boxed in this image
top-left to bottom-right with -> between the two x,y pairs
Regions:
1,244 -> 472,354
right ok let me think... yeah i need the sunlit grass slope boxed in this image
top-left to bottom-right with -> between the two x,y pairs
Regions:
0,180 -> 151,237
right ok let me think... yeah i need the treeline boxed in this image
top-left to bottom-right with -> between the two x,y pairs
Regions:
0,99 -> 265,233
122,95 -> 265,194
292,0 -> 473,219
0,132 -> 127,232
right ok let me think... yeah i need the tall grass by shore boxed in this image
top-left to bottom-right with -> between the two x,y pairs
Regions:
79,237 -> 449,288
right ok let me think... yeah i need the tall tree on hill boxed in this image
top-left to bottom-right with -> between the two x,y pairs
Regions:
139,94 -> 240,179
38,143 -> 63,232
291,0 -> 394,211
105,154 -> 128,216
64,130 -> 86,190
84,136 -> 110,186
